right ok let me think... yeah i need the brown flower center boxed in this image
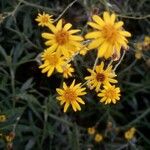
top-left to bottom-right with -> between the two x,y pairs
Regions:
56,30 -> 69,45
64,89 -> 77,101
96,73 -> 105,82
42,16 -> 49,23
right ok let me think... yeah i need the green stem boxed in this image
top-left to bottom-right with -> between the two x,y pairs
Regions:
54,0 -> 78,22
9,67 -> 16,108
93,56 -> 99,71
120,108 -> 150,130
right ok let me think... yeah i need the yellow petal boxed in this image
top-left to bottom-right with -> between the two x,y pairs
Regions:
56,65 -> 63,73
103,45 -> 113,59
47,67 -> 54,77
41,66 -> 50,73
85,31 -> 101,39
88,22 -> 101,30
103,12 -> 111,23
71,102 -> 77,112
100,97 -> 106,103
45,40 -> 55,46
114,21 -> 124,29
110,13 -> 116,25
56,19 -> 62,30
120,31 -> 131,37
63,82 -> 68,89
70,35 -> 83,41
92,15 -> 105,27
70,80 -> 75,88
39,62 -> 48,68
74,101 -> 81,111
47,44 -> 58,53
64,23 -> 72,31
47,23 -> 58,33
97,42 -> 108,57
56,89 -> 64,95
69,29 -> 80,34
42,33 -> 54,39
60,46 -> 69,57
64,102 -> 70,112
77,98 -> 85,104
88,38 -> 104,49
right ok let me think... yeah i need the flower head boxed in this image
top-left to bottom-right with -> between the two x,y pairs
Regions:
98,84 -> 121,104
56,80 -> 86,112
88,127 -> 96,135
85,62 -> 117,92
124,127 -> 136,141
42,19 -> 83,57
85,12 -> 131,59
35,12 -> 53,27
0,115 -> 6,122
94,133 -> 103,142
39,50 -> 65,77
62,64 -> 74,78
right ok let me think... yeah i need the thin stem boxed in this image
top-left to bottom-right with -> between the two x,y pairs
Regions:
62,42 -> 89,67
120,107 -> 150,130
12,0 -> 24,17
81,81 -> 88,87
113,50 -> 126,71
118,14 -> 150,20
107,58 -> 114,67
118,60 -> 137,76
54,0 -> 78,22
21,0 -> 54,13
9,67 -> 16,108
100,0 -> 110,11
92,56 -> 99,71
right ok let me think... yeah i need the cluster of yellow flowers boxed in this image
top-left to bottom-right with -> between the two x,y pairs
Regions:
87,124 -> 136,143
35,11 -> 131,112
87,127 -> 103,143
135,36 -> 150,59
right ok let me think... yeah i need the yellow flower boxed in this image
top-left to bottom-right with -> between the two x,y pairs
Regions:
62,64 -> 74,78
98,84 -> 120,104
42,19 -> 83,57
124,127 -> 136,141
85,12 -> 131,59
88,127 -> 96,135
56,80 -> 86,112
35,12 -> 53,27
85,62 -> 117,92
94,133 -> 103,142
39,50 -> 65,77
0,115 -> 6,122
